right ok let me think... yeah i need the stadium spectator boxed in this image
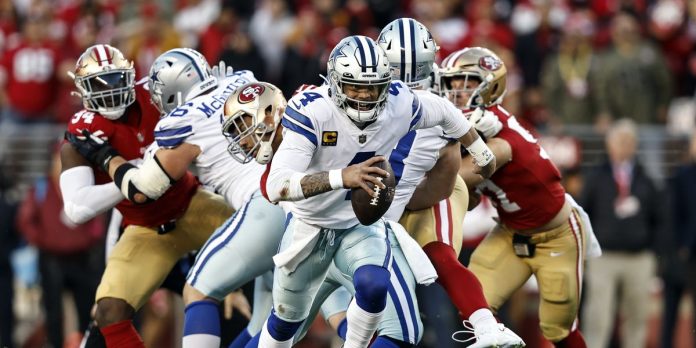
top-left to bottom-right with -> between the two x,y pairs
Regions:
579,118 -> 666,348
663,130 -> 696,348
541,11 -> 601,125
16,147 -> 105,348
594,12 -> 672,126
0,156 -> 19,348
0,10 -> 59,124
218,22 -> 266,81
249,0 -> 295,83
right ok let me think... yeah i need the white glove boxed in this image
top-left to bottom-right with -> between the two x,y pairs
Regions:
467,108 -> 502,139
211,60 -> 234,79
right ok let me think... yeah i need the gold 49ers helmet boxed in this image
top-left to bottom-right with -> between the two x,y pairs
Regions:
222,82 -> 286,164
68,44 -> 135,120
438,47 -> 507,108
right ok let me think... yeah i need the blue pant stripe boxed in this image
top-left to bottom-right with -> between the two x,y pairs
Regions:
393,262 -> 419,341
189,199 -> 251,285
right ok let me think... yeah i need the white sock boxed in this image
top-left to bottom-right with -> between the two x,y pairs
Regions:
469,308 -> 498,331
259,322 -> 293,348
344,299 -> 384,348
182,334 -> 220,348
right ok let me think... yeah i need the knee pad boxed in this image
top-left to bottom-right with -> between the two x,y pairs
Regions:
540,322 -> 570,343
353,265 -> 390,313
266,311 -> 303,341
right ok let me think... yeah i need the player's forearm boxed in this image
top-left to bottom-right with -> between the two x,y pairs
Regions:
300,172 -> 333,198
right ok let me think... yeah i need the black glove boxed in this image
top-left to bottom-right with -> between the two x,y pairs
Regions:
65,129 -> 121,172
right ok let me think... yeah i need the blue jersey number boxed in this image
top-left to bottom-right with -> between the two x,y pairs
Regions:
388,83 -> 402,96
344,151 -> 376,200
293,91 -> 323,109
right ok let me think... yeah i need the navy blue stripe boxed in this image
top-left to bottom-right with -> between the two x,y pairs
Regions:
284,107 -> 315,130
190,199 -> 251,285
382,230 -> 391,268
393,262 -> 419,341
398,20 -> 406,81
154,125 -> 192,139
174,51 -> 204,81
281,117 -> 317,146
388,131 -> 416,186
387,283 -> 410,342
366,39 -> 377,72
353,36 -> 367,73
408,19 -> 417,81
156,137 -> 186,148
409,95 -> 423,129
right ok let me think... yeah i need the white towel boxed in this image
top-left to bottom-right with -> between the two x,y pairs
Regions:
273,218 -> 322,273
566,194 -> 602,258
387,220 -> 438,286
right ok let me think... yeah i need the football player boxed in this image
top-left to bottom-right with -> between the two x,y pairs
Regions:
377,18 -> 524,347
220,82 -> 428,348
259,35 -> 495,348
439,47 -> 601,348
60,45 -> 233,348
64,48 -> 273,347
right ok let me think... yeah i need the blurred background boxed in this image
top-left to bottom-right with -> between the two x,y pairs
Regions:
0,0 -> 694,347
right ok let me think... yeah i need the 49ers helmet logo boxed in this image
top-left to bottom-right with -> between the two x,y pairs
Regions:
238,84 -> 266,103
478,56 -> 502,71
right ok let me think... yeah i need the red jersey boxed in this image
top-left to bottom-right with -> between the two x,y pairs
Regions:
1,41 -> 59,116
66,81 -> 199,228
477,105 -> 566,230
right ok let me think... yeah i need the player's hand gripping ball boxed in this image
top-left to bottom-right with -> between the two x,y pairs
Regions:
351,160 -> 396,225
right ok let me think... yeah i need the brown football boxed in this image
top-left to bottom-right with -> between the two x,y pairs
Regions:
351,160 -> 396,225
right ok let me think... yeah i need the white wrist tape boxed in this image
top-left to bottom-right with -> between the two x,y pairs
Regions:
329,169 -> 344,190
466,137 -> 494,167
282,172 -> 307,201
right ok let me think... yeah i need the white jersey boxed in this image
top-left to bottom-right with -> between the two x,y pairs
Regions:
154,71 -> 265,210
383,126 -> 451,221
265,81 -> 471,228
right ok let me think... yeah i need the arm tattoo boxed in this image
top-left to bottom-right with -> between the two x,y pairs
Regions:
300,172 -> 332,198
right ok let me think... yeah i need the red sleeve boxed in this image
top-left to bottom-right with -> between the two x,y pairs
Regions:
16,187 -> 41,246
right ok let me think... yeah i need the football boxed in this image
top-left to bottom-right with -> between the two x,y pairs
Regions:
351,160 -> 396,225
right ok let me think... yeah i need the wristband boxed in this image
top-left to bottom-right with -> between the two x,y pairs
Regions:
329,169 -> 344,190
466,137 -> 494,167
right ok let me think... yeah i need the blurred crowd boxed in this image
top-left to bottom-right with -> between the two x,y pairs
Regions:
0,0 -> 696,347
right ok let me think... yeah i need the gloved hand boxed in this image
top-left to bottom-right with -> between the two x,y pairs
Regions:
211,60 -> 234,79
466,107 -> 502,139
64,129 -> 120,172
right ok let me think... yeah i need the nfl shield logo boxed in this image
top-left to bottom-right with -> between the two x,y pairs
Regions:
358,134 -> 367,143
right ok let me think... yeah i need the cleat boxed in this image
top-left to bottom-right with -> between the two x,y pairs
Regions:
453,321 -> 525,348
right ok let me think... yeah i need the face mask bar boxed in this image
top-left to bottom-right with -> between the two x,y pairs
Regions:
440,73 -> 484,109
335,77 -> 391,122
78,70 -> 135,112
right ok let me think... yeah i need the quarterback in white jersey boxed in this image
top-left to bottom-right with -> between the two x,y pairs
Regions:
258,35 -> 496,348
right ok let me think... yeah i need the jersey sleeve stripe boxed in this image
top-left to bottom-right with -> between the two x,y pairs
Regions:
408,95 -> 422,130
388,130 -> 417,186
285,107 -> 315,131
281,117 -> 318,146
154,125 -> 193,139
156,137 -> 186,148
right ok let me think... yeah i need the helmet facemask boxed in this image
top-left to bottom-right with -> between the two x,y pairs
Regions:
70,44 -> 136,120
222,82 -> 285,164
330,73 -> 391,124
440,72 -> 484,109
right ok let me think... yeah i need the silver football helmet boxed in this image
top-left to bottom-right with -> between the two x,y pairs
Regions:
377,18 -> 438,90
68,44 -> 135,120
327,35 -> 392,124
148,48 -> 218,115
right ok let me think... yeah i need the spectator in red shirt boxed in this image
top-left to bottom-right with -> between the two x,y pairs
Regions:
16,147 -> 105,348
0,12 -> 59,124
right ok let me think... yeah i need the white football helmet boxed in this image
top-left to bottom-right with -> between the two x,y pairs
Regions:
327,35 -> 392,124
377,18 -> 438,90
222,82 -> 286,164
148,48 -> 218,115
69,44 -> 135,120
